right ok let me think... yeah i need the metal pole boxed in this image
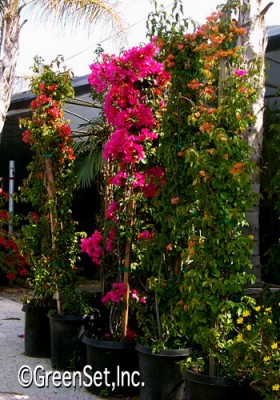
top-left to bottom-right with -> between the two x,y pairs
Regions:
8,160 -> 15,232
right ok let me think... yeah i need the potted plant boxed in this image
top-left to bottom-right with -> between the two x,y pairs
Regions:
143,1 -> 265,399
214,296 -> 280,400
19,56 -> 86,364
80,41 -> 170,396
48,286 -> 94,370
134,231 -> 192,400
0,188 -> 50,357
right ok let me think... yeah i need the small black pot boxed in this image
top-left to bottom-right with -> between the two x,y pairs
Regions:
22,303 -> 51,357
82,335 -> 139,397
136,342 -> 191,400
48,314 -> 86,370
184,369 -> 251,400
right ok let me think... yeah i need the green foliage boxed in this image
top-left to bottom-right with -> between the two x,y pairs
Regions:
137,0 -> 266,369
220,298 -> 280,400
18,57 -> 83,308
261,106 -> 280,284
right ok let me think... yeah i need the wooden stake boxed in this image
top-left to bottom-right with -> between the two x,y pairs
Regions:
44,157 -> 61,315
120,199 -> 134,341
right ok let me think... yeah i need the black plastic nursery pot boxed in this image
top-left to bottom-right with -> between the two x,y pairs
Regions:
136,342 -> 191,400
48,314 -> 86,370
22,303 -> 51,358
82,335 -> 139,397
184,368 -> 251,400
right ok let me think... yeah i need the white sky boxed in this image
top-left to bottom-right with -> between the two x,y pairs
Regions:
16,0 -> 280,79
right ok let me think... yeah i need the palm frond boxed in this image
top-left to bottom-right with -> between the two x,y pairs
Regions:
74,115 -> 111,188
74,140 -> 104,188
29,0 -> 126,45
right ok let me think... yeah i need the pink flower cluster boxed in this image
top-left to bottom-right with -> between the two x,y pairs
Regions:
105,201 -> 118,221
131,289 -> 147,304
101,282 -> 127,304
137,230 -> 154,240
234,69 -> 248,77
101,283 -> 147,305
88,43 -> 170,170
83,42 -> 169,268
80,224 -> 116,263
80,229 -> 103,265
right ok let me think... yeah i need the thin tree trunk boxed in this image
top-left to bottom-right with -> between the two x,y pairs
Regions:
0,1 -> 22,144
239,0 -> 272,283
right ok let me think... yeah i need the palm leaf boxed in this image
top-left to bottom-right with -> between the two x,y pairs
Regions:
74,115 -> 111,188
28,0 -> 126,43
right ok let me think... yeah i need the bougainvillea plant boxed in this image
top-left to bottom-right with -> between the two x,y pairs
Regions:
0,188 -> 28,283
81,43 -> 170,341
19,56 -> 82,311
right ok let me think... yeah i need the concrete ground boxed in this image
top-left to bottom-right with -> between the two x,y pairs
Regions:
0,286 -> 137,400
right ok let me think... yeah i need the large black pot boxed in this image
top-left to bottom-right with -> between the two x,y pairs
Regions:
184,369 -> 251,400
136,342 -> 191,400
82,335 -> 139,397
48,314 -> 86,370
22,303 -> 51,357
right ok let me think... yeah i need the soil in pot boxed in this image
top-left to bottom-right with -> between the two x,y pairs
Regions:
82,335 -> 139,397
22,303 -> 51,358
136,342 -> 191,400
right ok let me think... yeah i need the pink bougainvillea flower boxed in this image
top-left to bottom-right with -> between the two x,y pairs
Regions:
110,171 -> 129,186
137,230 -> 153,240
105,228 -> 116,252
102,282 -> 128,304
80,229 -> 104,265
234,69 -> 248,77
105,201 -> 119,221
131,289 -> 139,299
139,296 -> 147,304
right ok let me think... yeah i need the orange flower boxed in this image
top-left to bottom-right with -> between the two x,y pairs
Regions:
199,170 -> 206,177
166,244 -> 173,251
230,162 -> 243,174
199,121 -> 213,134
211,33 -> 226,44
156,37 -> 164,49
187,79 -> 202,89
